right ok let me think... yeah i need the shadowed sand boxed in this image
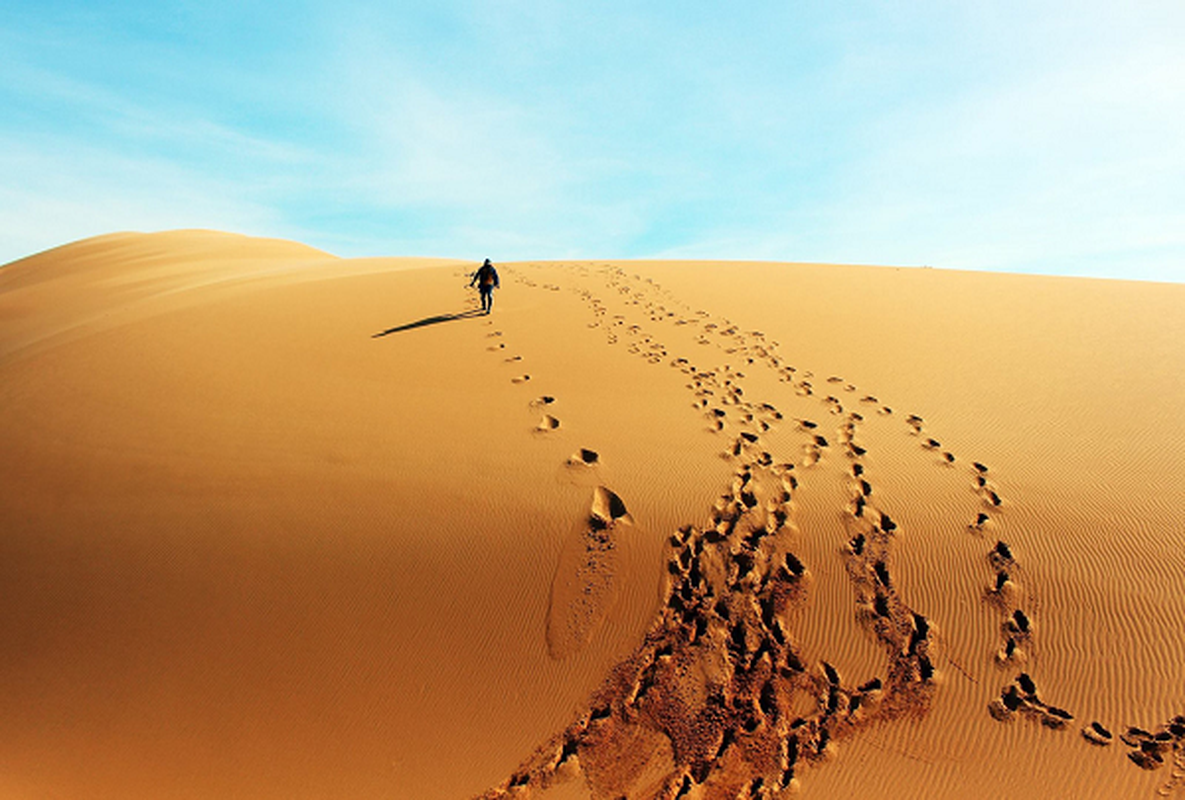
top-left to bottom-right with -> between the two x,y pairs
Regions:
2,231 -> 1184,799
373,309 -> 488,337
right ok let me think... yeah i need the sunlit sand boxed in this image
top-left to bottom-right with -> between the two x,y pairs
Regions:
2,231 -> 1183,799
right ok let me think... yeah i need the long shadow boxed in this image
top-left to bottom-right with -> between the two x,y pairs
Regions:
371,309 -> 485,338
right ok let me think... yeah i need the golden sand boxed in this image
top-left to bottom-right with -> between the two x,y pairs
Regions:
2,231 -> 1183,798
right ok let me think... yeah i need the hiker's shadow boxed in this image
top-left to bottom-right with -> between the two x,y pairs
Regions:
371,309 -> 485,338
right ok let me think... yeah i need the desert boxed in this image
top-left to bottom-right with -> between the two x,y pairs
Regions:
2,230 -> 1184,798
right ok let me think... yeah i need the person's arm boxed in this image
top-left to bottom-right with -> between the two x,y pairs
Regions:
493,268 -> 500,288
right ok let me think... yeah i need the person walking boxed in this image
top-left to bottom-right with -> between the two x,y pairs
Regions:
470,258 -> 500,314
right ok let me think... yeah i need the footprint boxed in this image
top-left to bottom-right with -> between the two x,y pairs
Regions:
1082,721 -> 1114,746
571,448 -> 599,465
545,502 -> 628,662
590,486 -> 630,523
988,673 -> 1072,729
511,375 -> 531,384
1006,609 -> 1032,636
537,414 -> 561,431
1119,716 -> 1185,770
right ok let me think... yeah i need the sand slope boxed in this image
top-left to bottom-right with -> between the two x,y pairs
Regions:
2,233 -> 1184,799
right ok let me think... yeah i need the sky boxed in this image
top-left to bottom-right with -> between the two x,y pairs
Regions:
1,1 -> 1183,282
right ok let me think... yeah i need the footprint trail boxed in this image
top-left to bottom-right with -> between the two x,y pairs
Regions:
472,261 -> 1178,798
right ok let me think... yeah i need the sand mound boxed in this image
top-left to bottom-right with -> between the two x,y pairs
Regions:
2,234 -> 1184,799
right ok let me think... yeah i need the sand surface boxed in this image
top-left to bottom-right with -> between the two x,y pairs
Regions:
2,231 -> 1184,799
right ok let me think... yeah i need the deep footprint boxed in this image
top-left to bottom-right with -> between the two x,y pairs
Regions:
545,487 -> 632,660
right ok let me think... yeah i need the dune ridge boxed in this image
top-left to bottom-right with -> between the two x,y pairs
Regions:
2,233 -> 1183,799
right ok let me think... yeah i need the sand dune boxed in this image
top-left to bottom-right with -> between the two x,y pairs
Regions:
1,232 -> 1183,799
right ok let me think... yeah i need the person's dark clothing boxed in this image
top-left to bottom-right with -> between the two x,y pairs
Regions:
470,262 -> 499,314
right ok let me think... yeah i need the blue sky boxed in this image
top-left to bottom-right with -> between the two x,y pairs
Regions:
2,1 -> 1183,281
